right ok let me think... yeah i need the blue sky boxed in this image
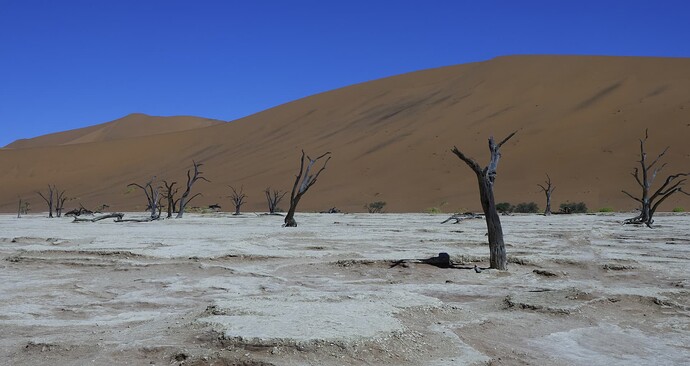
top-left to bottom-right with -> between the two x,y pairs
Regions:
1,1 -> 689,146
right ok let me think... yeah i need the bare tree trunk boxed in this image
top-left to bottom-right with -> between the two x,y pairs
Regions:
152,189 -> 162,218
128,177 -> 161,220
37,185 -> 55,218
55,189 -> 68,217
284,151 -> 331,227
477,170 -> 507,270
17,197 -> 22,219
229,185 -> 247,215
451,132 -> 516,270
284,196 -> 302,227
163,180 -> 178,219
537,174 -> 555,216
622,129 -> 689,228
176,161 -> 210,218
265,188 -> 287,214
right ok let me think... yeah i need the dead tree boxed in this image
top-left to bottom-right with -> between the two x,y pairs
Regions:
229,185 -> 247,215
128,176 -> 161,220
284,151 -> 331,227
18,199 -> 30,217
451,131 -> 516,270
537,174 -> 555,216
17,197 -> 23,218
162,180 -> 180,218
622,129 -> 689,228
55,189 -> 69,217
37,185 -> 56,218
265,187 -> 287,214
176,161 -> 210,218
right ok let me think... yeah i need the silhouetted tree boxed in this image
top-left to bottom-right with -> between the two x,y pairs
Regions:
229,185 -> 247,215
55,189 -> 69,217
17,196 -> 24,218
622,129 -> 689,227
264,187 -> 287,214
128,176 -> 160,220
162,180 -> 180,218
284,151 -> 331,227
537,174 -> 555,216
176,161 -> 210,218
451,131 -> 516,270
37,185 -> 56,218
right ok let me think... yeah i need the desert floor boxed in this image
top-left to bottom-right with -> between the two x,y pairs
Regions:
1,212 -> 689,365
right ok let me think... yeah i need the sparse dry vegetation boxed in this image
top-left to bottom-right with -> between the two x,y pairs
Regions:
366,201 -> 387,213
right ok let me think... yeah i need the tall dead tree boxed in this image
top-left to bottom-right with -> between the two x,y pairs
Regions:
37,185 -> 56,218
18,199 -> 30,217
128,176 -> 161,220
622,129 -> 689,228
537,174 -> 555,216
55,189 -> 69,217
176,161 -> 210,218
162,180 -> 179,218
265,187 -> 287,214
17,196 -> 23,218
229,185 -> 247,215
451,131 -> 516,270
284,151 -> 331,227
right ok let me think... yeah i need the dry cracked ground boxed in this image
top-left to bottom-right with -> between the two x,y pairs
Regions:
1,212 -> 689,365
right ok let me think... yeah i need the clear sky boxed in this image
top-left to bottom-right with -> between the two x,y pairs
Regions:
1,0 -> 689,146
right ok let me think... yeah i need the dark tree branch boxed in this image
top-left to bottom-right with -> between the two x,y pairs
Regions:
301,154 -> 332,193
229,185 -> 247,215
162,180 -> 178,218
284,150 -> 332,227
647,147 -> 670,170
176,160 -> 210,218
185,193 -> 203,207
265,187 -> 287,214
128,177 -> 160,219
650,174 -> 689,203
537,173 -> 555,216
631,168 -> 644,188
624,130 -> 687,227
37,185 -> 56,218
451,131 -> 517,270
55,189 -> 69,217
496,131 -> 517,149
622,190 -> 643,203
450,147 -> 482,174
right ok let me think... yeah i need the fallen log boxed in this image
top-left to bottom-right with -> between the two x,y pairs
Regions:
114,216 -> 158,223
441,212 -> 483,224
390,252 -> 474,270
64,204 -> 94,217
73,213 -> 124,223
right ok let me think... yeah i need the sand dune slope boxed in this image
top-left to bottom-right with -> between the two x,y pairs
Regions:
5,114 -> 225,149
1,55 -> 689,213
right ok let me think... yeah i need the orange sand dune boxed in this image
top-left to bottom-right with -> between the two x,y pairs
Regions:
5,114 -> 225,149
1,55 -> 689,213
